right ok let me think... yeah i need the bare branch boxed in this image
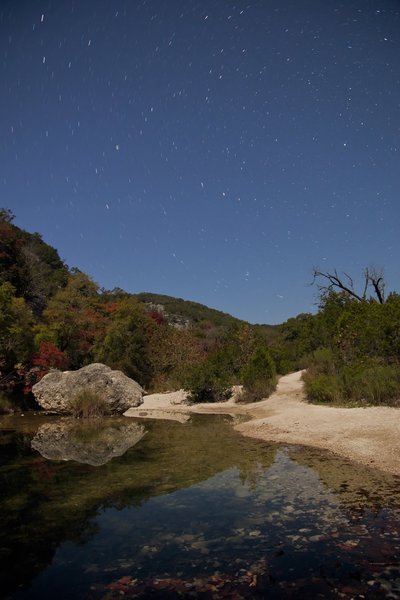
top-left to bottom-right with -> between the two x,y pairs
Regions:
361,268 -> 369,300
312,268 -> 364,302
369,268 -> 385,304
312,266 -> 387,303
343,272 -> 355,290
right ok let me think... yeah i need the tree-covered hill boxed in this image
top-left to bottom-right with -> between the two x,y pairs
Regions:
3,207 -> 399,411
134,293 -> 280,350
0,209 -> 278,407
0,208 -> 69,315
134,292 -> 243,330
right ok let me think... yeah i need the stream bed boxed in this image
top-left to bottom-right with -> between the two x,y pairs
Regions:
1,413 -> 400,599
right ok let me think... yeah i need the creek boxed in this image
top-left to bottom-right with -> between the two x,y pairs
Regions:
1,413 -> 400,599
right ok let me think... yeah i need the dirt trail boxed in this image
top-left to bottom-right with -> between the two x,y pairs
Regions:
125,371 -> 400,475
234,371 -> 400,475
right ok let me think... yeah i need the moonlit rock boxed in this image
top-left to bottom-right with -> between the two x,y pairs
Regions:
32,363 -> 144,414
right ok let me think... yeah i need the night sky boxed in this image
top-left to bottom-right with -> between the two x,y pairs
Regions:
2,1 -> 400,324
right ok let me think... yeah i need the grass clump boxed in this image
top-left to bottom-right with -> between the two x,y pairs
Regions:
69,388 -> 110,418
303,372 -> 343,404
341,361 -> 400,405
303,348 -> 338,376
303,350 -> 400,406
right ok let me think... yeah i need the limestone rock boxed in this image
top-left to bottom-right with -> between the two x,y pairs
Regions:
124,407 -> 190,423
31,419 -> 146,466
32,363 -> 143,414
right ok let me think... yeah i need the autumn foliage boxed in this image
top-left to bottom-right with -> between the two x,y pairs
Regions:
0,209 -> 244,398
33,342 -> 70,373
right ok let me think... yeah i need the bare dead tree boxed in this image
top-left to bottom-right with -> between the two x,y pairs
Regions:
312,267 -> 386,304
365,267 -> 385,304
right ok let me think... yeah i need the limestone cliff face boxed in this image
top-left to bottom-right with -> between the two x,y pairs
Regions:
32,363 -> 143,414
147,302 -> 191,330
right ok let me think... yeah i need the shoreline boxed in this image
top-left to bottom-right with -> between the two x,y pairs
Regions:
125,371 -> 400,476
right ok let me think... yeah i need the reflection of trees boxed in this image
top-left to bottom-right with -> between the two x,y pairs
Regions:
288,446 -> 400,517
0,414 -> 276,597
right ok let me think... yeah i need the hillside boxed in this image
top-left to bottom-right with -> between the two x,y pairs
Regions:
3,208 -> 399,412
134,292 -> 243,340
0,207 -> 258,335
134,292 -> 279,345
0,208 -> 69,315
0,208 -> 282,403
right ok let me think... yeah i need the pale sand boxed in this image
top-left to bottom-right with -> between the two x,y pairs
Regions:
124,390 -> 191,422
124,372 -> 400,475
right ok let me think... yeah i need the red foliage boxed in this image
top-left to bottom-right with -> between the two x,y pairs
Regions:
23,342 -> 70,392
148,310 -> 166,325
104,301 -> 122,314
33,341 -> 70,371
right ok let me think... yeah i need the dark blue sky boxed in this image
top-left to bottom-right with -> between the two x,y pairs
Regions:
2,0 -> 399,324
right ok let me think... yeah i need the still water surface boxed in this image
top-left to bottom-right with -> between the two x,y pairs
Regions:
1,414 -> 400,599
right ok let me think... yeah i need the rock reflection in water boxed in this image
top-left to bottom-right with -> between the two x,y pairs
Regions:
31,419 -> 146,466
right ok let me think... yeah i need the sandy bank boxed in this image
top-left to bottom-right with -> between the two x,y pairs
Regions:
234,371 -> 400,476
125,372 -> 400,475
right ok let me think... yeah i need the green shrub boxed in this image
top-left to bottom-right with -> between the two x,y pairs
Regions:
304,347 -> 337,376
341,361 -> 400,404
304,359 -> 400,406
303,372 -> 343,404
240,347 -> 277,403
185,362 -> 232,403
186,382 -> 231,403
184,346 -> 236,403
238,379 -> 277,403
269,346 -> 294,375
69,388 -> 110,418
